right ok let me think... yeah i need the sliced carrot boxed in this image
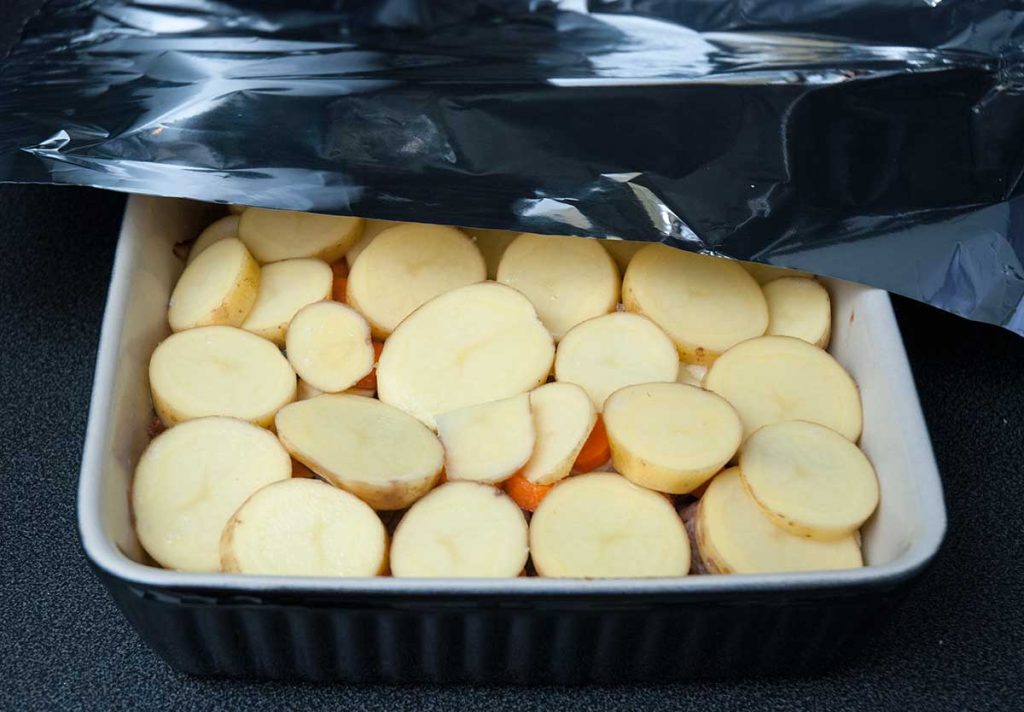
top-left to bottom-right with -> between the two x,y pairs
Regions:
354,341 -> 385,391
572,415 -> 610,473
291,458 -> 316,478
503,471 -> 552,512
331,259 -> 350,279
332,276 -> 348,303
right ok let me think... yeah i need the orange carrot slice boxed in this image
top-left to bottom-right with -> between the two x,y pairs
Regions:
503,471 -> 552,512
572,416 -> 610,473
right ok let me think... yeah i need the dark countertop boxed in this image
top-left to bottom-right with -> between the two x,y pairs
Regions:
1,184 -> 1021,711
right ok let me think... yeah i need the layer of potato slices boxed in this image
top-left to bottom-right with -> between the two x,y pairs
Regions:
239,208 -> 363,263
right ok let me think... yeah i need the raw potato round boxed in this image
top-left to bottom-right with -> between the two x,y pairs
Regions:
345,218 -> 399,269
220,478 -> 387,576
390,482 -> 529,577
275,394 -> 444,510
241,258 -> 332,345
239,208 -> 363,264
603,382 -> 742,494
763,277 -> 832,348
346,223 -> 486,338
740,421 -> 879,540
436,394 -> 534,484
133,417 -> 291,572
377,282 -> 555,429
168,237 -> 260,332
530,473 -> 690,578
521,382 -> 597,485
149,326 -> 296,427
285,301 -> 374,393
187,215 -> 240,265
623,244 -> 768,365
697,468 -> 862,574
497,233 -> 619,341
602,239 -> 646,273
741,261 -> 812,285
463,227 -> 520,279
554,312 -> 678,410
703,335 -> 863,441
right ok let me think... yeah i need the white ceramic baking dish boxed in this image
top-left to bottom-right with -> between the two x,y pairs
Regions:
77,194 -> 946,682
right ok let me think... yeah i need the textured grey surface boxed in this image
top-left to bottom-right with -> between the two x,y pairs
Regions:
0,184 -> 1022,710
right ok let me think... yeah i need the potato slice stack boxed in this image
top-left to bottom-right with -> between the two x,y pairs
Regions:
135,209 -> 878,580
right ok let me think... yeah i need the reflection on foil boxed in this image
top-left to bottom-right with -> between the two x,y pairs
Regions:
0,0 -> 1023,333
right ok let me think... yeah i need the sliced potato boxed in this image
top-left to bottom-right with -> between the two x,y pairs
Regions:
603,382 -> 742,494
168,237 -> 260,332
187,215 -> 240,265
239,208 -> 363,264
741,261 -> 812,285
285,301 -> 374,393
296,379 -> 372,400
221,478 -> 387,576
463,227 -> 520,279
497,233 -> 620,341
133,417 -> 290,571
345,218 -> 400,269
623,244 -> 768,365
697,468 -> 862,574
521,382 -> 596,485
740,421 -> 879,540
347,223 -> 486,338
240,258 -> 332,345
390,481 -> 528,577
377,282 -> 554,429
601,239 -> 646,273
763,277 -> 832,348
276,394 -> 444,510
436,394 -> 534,484
530,473 -> 690,578
150,326 -> 296,427
703,335 -> 862,441
676,363 -> 707,387
554,312 -> 678,410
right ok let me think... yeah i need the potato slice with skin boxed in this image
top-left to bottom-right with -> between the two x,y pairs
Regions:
285,301 -> 374,393
390,482 -> 528,577
133,417 -> 291,572
345,218 -> 400,269
530,473 -> 690,578
347,223 -> 486,338
276,394 -> 444,510
703,335 -> 862,441
741,261 -> 813,285
763,277 -> 832,348
522,382 -> 596,485
220,478 -> 387,576
623,244 -> 768,365
150,326 -> 296,427
603,382 -> 742,494
168,237 -> 259,332
239,208 -> 363,264
601,238 -> 647,273
463,227 -> 520,279
554,312 -> 678,410
241,258 -> 332,345
740,421 -> 879,540
187,215 -> 240,265
497,233 -> 620,341
377,281 -> 554,429
436,394 -> 534,484
697,468 -> 862,574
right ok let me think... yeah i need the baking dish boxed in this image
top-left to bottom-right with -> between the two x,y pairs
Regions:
78,195 -> 946,682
